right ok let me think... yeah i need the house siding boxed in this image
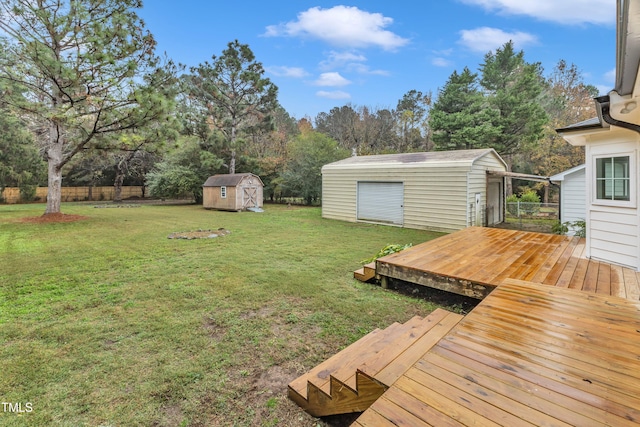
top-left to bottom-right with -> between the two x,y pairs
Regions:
585,135 -> 640,269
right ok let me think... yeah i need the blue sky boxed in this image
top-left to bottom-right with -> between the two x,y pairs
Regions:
139,1 -> 616,121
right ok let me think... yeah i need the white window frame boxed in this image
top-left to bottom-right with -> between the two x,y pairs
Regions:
220,186 -> 227,199
592,152 -> 635,208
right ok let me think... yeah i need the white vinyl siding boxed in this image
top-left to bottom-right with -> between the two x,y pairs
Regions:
589,209 -> 638,267
357,182 -> 403,225
585,139 -> 639,269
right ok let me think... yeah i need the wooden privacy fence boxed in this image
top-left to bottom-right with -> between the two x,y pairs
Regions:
1,186 -> 148,204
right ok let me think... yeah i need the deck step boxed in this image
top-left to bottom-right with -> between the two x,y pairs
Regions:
354,262 -> 376,282
288,322 -> 403,400
288,309 -> 464,417
364,309 -> 463,386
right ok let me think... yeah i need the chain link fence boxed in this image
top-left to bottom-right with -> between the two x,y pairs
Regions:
504,202 -> 559,232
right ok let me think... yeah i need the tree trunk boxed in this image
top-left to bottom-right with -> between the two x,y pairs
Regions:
229,149 -> 236,174
45,138 -> 63,215
504,155 -> 514,196
113,171 -> 125,203
543,183 -> 550,204
113,158 -> 127,203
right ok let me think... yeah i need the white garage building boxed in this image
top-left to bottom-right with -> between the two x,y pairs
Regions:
321,148 -> 507,232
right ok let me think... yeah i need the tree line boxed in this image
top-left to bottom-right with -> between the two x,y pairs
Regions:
0,1 -> 597,214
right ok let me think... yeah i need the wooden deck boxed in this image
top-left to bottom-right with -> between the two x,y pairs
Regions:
290,227 -> 640,425
354,279 -> 640,426
376,227 -> 640,301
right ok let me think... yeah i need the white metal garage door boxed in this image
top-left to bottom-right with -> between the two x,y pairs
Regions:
357,182 -> 404,225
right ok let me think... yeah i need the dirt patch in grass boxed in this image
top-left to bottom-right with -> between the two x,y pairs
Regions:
19,212 -> 89,223
154,403 -> 185,427
167,228 -> 231,239
202,317 -> 227,340
253,365 -> 298,397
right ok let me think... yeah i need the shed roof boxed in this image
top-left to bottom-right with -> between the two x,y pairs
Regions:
322,148 -> 506,171
203,173 -> 263,187
549,164 -> 586,182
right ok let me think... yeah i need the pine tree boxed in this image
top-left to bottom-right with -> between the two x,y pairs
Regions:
430,67 -> 500,151
479,41 -> 547,158
0,0 -> 177,214
187,40 -> 278,174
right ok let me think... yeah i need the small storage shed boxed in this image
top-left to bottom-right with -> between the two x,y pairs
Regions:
321,148 -> 507,232
550,164 -> 586,235
203,173 -> 263,211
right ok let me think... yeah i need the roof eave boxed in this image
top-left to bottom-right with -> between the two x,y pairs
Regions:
615,0 -> 640,96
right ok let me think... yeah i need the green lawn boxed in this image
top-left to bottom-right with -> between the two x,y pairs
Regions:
0,202 -> 447,426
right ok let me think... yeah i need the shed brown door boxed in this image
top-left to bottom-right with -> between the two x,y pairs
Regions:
243,186 -> 258,208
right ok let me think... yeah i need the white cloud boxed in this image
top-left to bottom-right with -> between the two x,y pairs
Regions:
265,66 -> 309,78
316,90 -> 351,99
604,68 -> 616,83
318,51 -> 389,75
432,57 -> 454,67
458,27 -> 538,53
313,72 -> 351,87
433,48 -> 454,57
460,0 -> 614,25
264,6 -> 409,51
347,63 -> 390,76
320,50 -> 367,70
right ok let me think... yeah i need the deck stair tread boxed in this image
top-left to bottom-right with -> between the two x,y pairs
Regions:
288,309 -> 463,417
354,262 -> 376,282
325,315 -> 427,394
370,310 -> 464,386
288,325 -> 389,400
314,320 -> 409,395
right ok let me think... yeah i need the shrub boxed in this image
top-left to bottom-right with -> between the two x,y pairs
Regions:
362,243 -> 413,264
552,219 -> 586,237
19,184 -> 37,202
572,220 -> 586,238
552,221 -> 569,235
506,194 -> 519,215
518,190 -> 540,215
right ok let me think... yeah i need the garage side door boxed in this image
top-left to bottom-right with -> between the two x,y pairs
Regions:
357,182 -> 404,225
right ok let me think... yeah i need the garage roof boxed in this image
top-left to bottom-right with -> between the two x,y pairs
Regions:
322,148 -> 506,170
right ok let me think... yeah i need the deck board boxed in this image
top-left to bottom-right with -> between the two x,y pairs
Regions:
376,227 -> 640,301
356,281 -> 640,426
